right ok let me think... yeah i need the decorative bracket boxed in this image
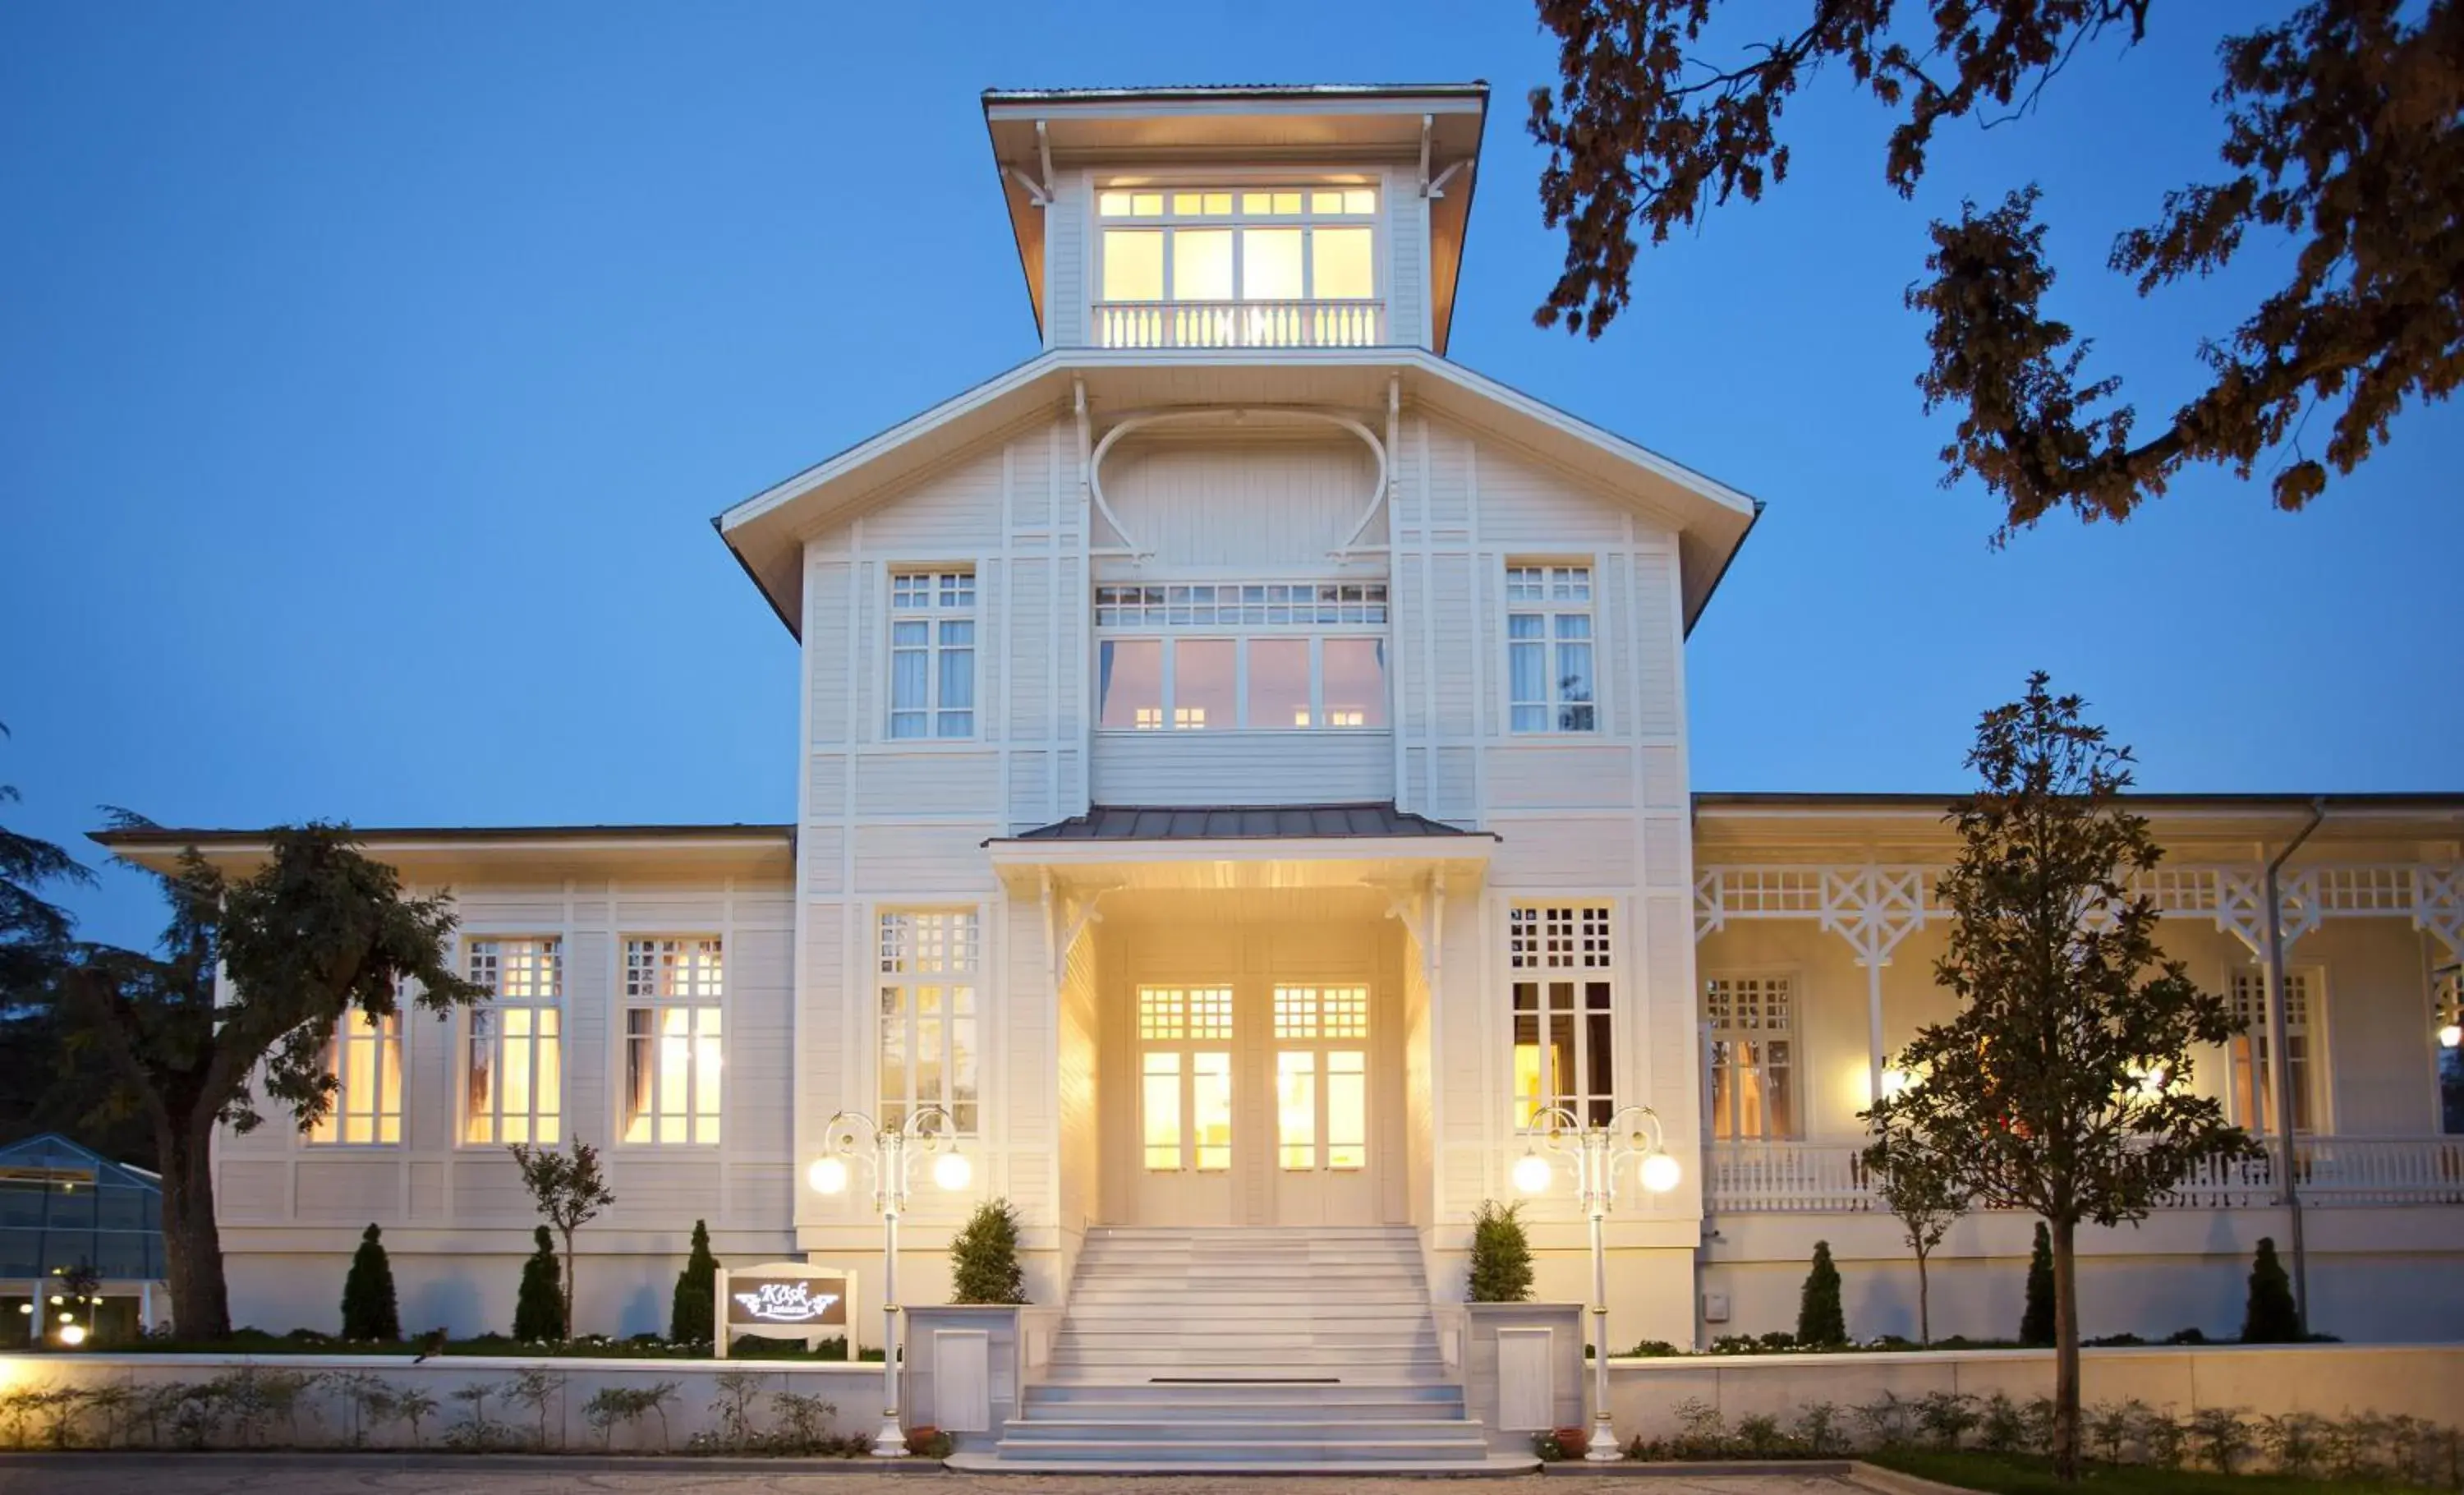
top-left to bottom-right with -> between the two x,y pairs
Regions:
1004,119 -> 1055,207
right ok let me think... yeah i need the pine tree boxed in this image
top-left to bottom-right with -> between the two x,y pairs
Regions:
669,1219 -> 719,1343
1797,1240 -> 1846,1346
2241,1237 -> 2301,1343
1467,1200 -> 1534,1303
948,1198 -> 1028,1304
340,1223 -> 402,1342
2020,1221 -> 2057,1347
514,1225 -> 565,1342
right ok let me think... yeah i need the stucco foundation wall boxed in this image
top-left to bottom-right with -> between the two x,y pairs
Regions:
1607,1343 -> 2464,1437
1703,1207 -> 2464,1346
0,1353 -> 880,1450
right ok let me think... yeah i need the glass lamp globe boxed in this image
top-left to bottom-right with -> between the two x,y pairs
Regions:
1639,1152 -> 1682,1194
807,1157 -> 849,1195
2441,1023 -> 2462,1050
933,1150 -> 973,1191
57,1322 -> 86,1346
1511,1152 -> 1554,1195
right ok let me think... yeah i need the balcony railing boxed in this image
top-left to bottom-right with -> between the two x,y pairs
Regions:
1705,1136 -> 2464,1214
1092,299 -> 1385,351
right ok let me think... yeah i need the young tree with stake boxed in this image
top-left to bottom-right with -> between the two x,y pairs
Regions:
511,1138 -> 615,1337
1864,673 -> 2255,1481
1859,1127 -> 1970,1346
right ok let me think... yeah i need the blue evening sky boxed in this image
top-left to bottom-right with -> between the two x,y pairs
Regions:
4,2 -> 2456,947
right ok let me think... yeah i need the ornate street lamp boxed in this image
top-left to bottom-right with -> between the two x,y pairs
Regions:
808,1105 -> 972,1457
1513,1102 -> 1680,1462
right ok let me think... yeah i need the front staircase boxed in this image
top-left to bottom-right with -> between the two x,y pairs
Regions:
955,1224 -> 1521,1471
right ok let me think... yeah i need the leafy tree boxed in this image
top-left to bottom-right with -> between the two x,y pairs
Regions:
670,1219 -> 720,1342
0,721 -> 87,987
55,821 -> 484,1338
510,1138 -> 615,1337
1527,1 -> 2462,536
1861,1129 -> 1970,1344
1797,1240 -> 1847,1346
340,1223 -> 401,1341
948,1198 -> 1029,1305
1468,1199 -> 1535,1302
513,1225 -> 565,1342
2241,1236 -> 2301,1343
1864,672 -> 2256,1479
2020,1220 -> 2057,1347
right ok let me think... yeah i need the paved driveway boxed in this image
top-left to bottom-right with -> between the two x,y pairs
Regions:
0,1455 -> 1864,1495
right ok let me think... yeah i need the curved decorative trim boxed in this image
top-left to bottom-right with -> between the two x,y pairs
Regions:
1087,405 -> 1389,561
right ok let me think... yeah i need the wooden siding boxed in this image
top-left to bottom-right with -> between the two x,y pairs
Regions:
1095,430 -> 1386,564
1091,729 -> 1393,807
209,875 -> 798,1253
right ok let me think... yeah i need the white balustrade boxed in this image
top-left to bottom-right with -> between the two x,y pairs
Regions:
1705,1136 -> 2464,1213
1092,299 -> 1384,350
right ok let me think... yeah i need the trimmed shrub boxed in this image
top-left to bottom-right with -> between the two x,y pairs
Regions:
515,1226 -> 565,1342
2019,1220 -> 2056,1346
949,1198 -> 1029,1304
1467,1200 -> 1533,1303
1796,1240 -> 1846,1346
2241,1236 -> 2301,1343
670,1220 -> 719,1345
340,1224 -> 401,1342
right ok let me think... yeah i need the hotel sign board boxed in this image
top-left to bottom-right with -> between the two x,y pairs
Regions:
713,1261 -> 857,1356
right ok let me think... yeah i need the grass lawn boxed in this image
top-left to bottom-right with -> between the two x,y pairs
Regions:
1869,1449 -> 2429,1494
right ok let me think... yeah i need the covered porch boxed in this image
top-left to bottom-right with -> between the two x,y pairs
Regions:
990,804 -> 1490,1263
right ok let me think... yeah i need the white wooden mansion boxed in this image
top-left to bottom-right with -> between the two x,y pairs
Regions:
107,85 -> 2464,1363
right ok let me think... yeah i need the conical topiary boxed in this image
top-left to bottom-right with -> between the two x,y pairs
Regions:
1468,1200 -> 1534,1303
514,1225 -> 566,1341
949,1198 -> 1029,1304
2241,1236 -> 2301,1343
669,1219 -> 719,1345
2020,1220 -> 2057,1346
1797,1240 -> 1846,1346
341,1222 -> 402,1341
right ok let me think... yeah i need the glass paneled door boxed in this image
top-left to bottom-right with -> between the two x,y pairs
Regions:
1129,979 -> 1381,1225
1271,985 -> 1377,1225
1133,987 -> 1238,1223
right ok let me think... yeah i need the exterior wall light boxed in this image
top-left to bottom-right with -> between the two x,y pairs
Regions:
2439,1023 -> 2462,1050
811,1105 -> 969,1456
1512,1102 -> 1678,1461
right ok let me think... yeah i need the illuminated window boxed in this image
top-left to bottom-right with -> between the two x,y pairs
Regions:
1704,974 -> 1795,1141
1093,583 -> 1386,732
879,910 -> 981,1135
1274,987 -> 1369,1171
1096,185 -> 1381,347
1506,564 -> 1596,733
888,568 -> 975,740
2228,968 -> 2323,1134
1138,987 -> 1233,1171
465,938 -> 563,1145
309,1010 -> 402,1146
2437,969 -> 2463,1135
1510,904 -> 1616,1126
622,938 -> 724,1145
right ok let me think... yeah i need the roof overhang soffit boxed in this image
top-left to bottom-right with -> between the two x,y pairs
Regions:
986,834 -> 1493,897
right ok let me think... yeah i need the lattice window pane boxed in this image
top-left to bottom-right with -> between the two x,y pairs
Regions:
880,911 -> 981,1136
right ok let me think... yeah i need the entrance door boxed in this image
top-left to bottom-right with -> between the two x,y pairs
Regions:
1126,978 -> 1381,1226
1133,986 -> 1237,1223
1269,985 -> 1378,1225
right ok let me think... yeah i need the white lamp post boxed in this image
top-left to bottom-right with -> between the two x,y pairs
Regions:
808,1104 -> 971,1457
1514,1102 -> 1679,1461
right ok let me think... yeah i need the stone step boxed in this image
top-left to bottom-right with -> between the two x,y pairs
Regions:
1026,1378 -> 1465,1404
1000,1418 -> 1489,1445
1020,1399 -> 1468,1421
982,1438 -> 1499,1464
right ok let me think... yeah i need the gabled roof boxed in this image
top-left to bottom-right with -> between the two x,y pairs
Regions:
715,348 -> 1763,638
982,83 -> 1487,350
0,1133 -> 160,1189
